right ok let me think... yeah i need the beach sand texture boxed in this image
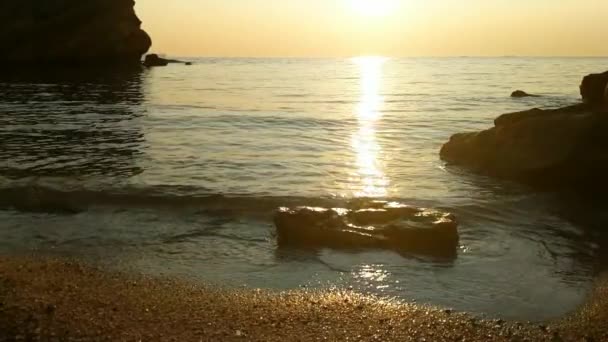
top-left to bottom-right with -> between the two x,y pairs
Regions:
1,256 -> 607,341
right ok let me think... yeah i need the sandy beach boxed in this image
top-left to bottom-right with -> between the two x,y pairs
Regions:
0,255 -> 606,341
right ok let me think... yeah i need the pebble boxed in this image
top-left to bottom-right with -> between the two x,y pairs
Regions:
45,304 -> 56,314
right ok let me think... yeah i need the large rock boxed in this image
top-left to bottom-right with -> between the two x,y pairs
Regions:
0,0 -> 151,66
581,71 -> 608,105
440,104 -> 608,192
274,201 -> 459,259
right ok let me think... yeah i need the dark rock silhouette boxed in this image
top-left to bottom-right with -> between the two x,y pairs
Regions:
580,71 -> 608,105
143,54 -> 169,67
511,90 -> 539,98
274,201 -> 459,259
441,71 -> 608,194
143,54 -> 188,67
0,0 -> 151,66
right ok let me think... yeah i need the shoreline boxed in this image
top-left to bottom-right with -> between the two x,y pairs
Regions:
1,255 -> 607,341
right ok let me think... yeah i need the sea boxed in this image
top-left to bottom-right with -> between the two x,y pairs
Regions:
1,57 -> 607,321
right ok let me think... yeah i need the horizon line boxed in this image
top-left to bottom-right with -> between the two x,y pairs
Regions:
154,54 -> 608,59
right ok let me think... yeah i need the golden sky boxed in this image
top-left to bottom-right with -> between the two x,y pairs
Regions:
136,0 -> 608,57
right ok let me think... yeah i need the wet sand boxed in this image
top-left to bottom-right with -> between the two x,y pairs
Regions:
0,255 -> 606,341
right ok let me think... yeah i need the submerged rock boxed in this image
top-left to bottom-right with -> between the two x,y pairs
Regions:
511,90 -> 539,98
274,201 -> 459,259
0,0 -> 151,66
441,71 -> 608,193
581,71 -> 608,105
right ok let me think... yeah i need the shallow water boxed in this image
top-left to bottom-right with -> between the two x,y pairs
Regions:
1,57 -> 607,321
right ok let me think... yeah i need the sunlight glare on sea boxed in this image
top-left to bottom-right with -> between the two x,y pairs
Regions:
352,56 -> 389,198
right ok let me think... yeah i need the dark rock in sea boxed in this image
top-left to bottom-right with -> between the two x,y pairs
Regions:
274,201 -> 459,259
511,90 -> 539,98
580,71 -> 608,105
143,54 -> 169,67
143,54 -> 188,67
441,75 -> 608,193
0,0 -> 151,66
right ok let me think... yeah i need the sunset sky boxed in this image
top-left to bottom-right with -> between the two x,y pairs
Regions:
136,0 -> 608,57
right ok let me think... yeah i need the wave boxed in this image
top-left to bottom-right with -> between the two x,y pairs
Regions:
274,93 -> 312,98
280,100 -> 353,104
0,183 -> 344,216
0,182 -> 456,219
0,181 -> 581,237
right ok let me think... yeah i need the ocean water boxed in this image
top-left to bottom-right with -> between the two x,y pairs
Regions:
1,57 -> 607,321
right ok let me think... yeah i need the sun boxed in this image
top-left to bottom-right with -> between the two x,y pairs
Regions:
349,0 -> 399,17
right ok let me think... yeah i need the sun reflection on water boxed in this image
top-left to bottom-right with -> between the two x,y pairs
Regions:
354,264 -> 393,291
351,57 -> 389,198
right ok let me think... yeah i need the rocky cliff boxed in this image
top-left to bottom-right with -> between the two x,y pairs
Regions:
440,71 -> 608,194
0,0 -> 151,66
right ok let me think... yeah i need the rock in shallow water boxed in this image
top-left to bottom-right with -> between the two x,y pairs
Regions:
274,201 -> 459,259
0,0 -> 151,66
440,101 -> 608,192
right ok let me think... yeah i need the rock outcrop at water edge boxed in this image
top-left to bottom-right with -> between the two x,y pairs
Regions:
0,0 -> 151,66
441,71 -> 608,193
